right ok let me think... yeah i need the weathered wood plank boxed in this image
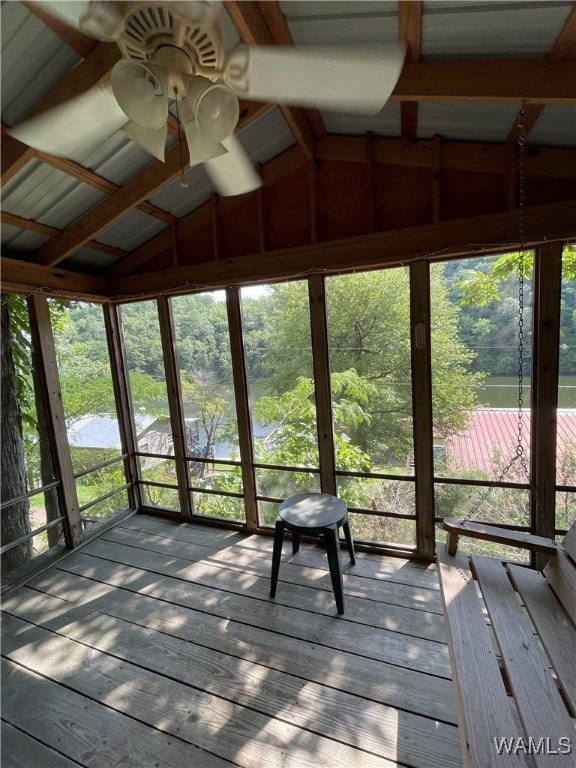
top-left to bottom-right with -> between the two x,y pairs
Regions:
1,721 -> 82,768
565,524 -> 576,562
508,564 -> 576,715
473,556 -> 575,768
31,549 -> 450,677
78,536 -> 448,644
123,515 -> 442,590
1,603 -> 459,768
544,549 -> 576,628
102,525 -> 443,613
437,544 -> 525,768
1,658 -> 232,768
12,576 -> 455,725
2,613 -> 407,768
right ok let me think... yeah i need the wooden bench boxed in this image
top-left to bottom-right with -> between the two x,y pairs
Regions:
437,519 -> 576,768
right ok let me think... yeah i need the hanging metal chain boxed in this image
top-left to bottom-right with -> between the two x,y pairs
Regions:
515,106 -> 530,481
461,105 -> 530,522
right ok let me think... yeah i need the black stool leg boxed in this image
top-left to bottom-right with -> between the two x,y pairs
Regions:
291,530 -> 301,554
342,519 -> 356,565
324,525 -> 345,614
270,519 -> 285,598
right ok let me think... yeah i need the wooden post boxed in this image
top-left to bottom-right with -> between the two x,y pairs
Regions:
366,132 -> 376,233
211,194 -> 221,260
410,261 -> 435,559
226,288 -> 258,530
156,296 -> 192,516
308,275 -> 337,496
256,164 -> 266,253
308,161 -> 318,244
171,220 -> 180,268
531,242 -> 562,569
27,295 -> 83,547
103,303 -> 141,512
432,134 -> 441,223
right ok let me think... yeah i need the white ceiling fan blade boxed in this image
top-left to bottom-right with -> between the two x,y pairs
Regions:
7,84 -> 128,161
171,1 -> 219,28
33,1 -> 91,31
122,121 -> 168,162
203,135 -> 262,197
34,1 -> 124,42
225,44 -> 406,115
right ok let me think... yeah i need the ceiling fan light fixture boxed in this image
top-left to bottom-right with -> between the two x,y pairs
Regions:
111,60 -> 169,130
122,121 -> 168,162
184,75 -> 239,143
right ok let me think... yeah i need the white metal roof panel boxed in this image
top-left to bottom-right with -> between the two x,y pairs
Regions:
1,224 -> 48,253
2,161 -> 107,228
417,102 -> 521,143
150,108 -> 295,216
95,209 -> 168,251
62,247 -> 121,271
422,1 -> 573,58
235,107 -> 296,165
282,1 -> 399,45
322,101 -> 401,137
528,105 -> 576,147
148,165 -> 212,217
0,0 -> 81,126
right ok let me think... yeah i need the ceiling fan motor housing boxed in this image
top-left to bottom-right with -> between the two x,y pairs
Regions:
116,2 -> 224,84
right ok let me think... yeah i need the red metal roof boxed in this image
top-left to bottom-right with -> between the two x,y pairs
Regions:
446,409 -> 576,481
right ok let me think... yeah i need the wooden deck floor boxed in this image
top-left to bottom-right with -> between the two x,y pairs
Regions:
1,514 -> 462,768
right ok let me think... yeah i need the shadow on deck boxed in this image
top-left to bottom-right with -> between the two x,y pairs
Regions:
1,514 -> 461,768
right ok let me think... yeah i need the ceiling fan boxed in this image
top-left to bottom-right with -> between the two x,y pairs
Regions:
9,1 -> 406,196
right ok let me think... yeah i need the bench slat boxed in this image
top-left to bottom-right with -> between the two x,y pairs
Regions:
473,556 -> 575,768
437,544 -> 526,768
544,549 -> 576,627
442,519 -> 558,556
508,563 -> 576,715
564,526 -> 576,563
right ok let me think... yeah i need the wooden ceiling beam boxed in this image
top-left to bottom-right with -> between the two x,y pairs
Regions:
507,6 -> 576,142
110,199 -> 576,299
35,98 -> 276,268
38,148 -> 184,267
0,256 -> 110,299
1,210 -> 128,260
398,1 -> 423,141
0,131 -> 35,186
314,135 -> 576,179
111,144 -> 308,277
393,59 -> 576,103
111,134 -> 576,280
222,1 -> 322,158
1,129 -> 176,224
35,151 -> 176,225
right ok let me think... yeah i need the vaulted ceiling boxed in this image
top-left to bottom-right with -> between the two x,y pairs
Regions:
1,1 -> 575,301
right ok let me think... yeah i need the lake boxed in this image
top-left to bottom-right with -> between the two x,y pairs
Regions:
479,375 -> 576,409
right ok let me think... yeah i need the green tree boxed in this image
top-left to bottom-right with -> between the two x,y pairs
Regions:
259,272 -> 481,466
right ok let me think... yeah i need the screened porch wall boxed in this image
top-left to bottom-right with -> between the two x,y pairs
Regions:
1,242 -> 575,588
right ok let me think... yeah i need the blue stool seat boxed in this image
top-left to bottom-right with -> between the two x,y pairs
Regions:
269,492 -> 356,614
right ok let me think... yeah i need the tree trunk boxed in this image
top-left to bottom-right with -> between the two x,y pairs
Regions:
1,296 -> 32,579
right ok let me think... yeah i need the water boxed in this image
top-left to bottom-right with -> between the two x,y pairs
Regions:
480,376 -> 576,409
